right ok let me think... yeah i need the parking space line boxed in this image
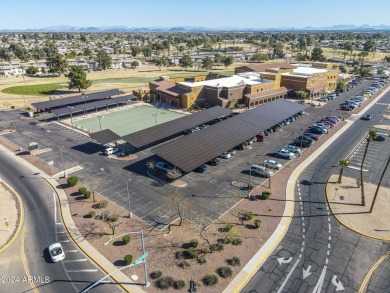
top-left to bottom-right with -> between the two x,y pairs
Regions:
132,201 -> 153,212
59,240 -> 71,243
65,250 -> 79,253
140,206 -> 162,219
97,183 -> 121,194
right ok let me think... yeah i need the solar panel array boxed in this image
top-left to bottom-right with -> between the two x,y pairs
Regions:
122,106 -> 231,148
32,89 -> 124,110
50,95 -> 137,116
151,99 -> 306,173
90,129 -> 122,145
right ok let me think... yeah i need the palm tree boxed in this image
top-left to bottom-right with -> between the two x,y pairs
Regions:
369,155 -> 390,213
338,160 -> 350,183
360,130 -> 377,206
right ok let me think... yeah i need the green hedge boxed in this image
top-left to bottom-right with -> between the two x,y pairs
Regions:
124,254 -> 133,265
67,176 -> 78,187
122,235 -> 131,244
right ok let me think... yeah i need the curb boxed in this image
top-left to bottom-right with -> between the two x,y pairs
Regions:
325,176 -> 390,241
225,84 -> 390,292
0,179 -> 24,253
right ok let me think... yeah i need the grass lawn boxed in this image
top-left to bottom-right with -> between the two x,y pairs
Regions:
74,105 -> 185,136
1,83 -> 65,96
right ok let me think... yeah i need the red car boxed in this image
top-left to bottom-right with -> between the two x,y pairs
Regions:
256,134 -> 266,141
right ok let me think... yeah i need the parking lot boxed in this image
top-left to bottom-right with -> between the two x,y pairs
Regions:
1,79 -> 380,229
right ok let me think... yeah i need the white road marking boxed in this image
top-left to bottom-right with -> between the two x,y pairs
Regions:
276,258 -> 301,293
65,250 -> 78,253
59,240 -> 70,243
63,259 -> 88,263
328,224 -> 331,231
312,265 -> 327,293
328,243 -> 331,249
327,250 -> 330,255
66,269 -> 98,273
328,236 -> 332,240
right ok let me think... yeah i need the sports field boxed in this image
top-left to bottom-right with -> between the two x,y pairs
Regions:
74,105 -> 186,136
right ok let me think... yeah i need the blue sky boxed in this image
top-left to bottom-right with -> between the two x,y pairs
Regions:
1,0 -> 389,29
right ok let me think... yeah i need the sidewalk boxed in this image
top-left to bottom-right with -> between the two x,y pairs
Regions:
224,83 -> 390,292
0,180 -> 21,252
0,144 -> 145,293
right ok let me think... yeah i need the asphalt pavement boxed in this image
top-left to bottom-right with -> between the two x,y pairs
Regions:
241,87 -> 390,292
0,149 -> 123,293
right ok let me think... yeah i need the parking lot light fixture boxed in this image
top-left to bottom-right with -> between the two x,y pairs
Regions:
152,112 -> 166,126
98,115 -> 104,131
126,179 -> 132,218
68,106 -> 74,128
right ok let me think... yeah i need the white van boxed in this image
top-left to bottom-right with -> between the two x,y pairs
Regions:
104,147 -> 120,155
251,165 -> 274,178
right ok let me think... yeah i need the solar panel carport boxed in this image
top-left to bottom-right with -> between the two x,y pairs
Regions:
151,99 -> 307,173
32,89 -> 123,111
50,95 -> 137,117
122,106 -> 230,149
90,129 -> 122,145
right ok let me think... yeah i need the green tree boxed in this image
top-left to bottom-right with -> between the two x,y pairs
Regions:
131,60 -> 139,69
43,41 -> 58,58
179,54 -> 193,71
338,160 -> 350,183
25,66 -> 38,75
83,47 -> 92,58
336,80 -> 346,92
359,67 -> 372,78
46,53 -> 68,76
311,47 -> 326,61
201,56 -> 213,70
155,56 -> 169,70
96,50 -> 112,70
360,130 -> 377,206
377,68 -> 385,78
295,90 -> 307,100
222,55 -> 234,69
250,53 -> 269,62
214,53 -> 223,65
339,65 -> 347,73
66,65 -> 92,92
130,46 -> 141,58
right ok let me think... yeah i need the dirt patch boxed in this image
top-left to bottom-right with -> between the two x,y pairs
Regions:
327,175 -> 390,239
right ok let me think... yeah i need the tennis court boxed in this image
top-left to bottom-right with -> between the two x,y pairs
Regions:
73,105 -> 186,136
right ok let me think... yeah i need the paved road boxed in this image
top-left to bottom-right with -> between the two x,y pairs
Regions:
0,149 -> 123,293
242,89 -> 390,292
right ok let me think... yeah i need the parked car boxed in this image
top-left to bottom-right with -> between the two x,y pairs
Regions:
284,145 -> 301,154
218,152 -> 231,159
207,158 -> 220,166
156,162 -> 174,173
272,149 -> 296,160
227,149 -> 236,155
49,243 -> 65,263
194,164 -> 207,173
374,136 -> 385,142
303,133 -> 320,141
361,114 -> 372,120
104,147 -> 120,155
251,165 -> 274,178
297,135 -> 314,143
234,144 -> 246,150
256,133 -> 266,141
313,123 -> 331,131
263,160 -> 283,170
291,139 -> 312,148
308,127 -> 326,135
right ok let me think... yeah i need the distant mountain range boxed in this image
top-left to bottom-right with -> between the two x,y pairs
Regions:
2,24 -> 390,33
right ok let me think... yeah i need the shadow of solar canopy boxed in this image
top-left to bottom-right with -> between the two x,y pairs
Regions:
90,129 -> 122,145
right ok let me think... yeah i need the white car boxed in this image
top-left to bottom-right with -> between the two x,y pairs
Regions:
284,145 -> 301,154
263,160 -> 283,170
156,162 -> 174,173
218,152 -> 231,159
273,149 -> 296,159
49,243 -> 65,263
104,147 -> 120,155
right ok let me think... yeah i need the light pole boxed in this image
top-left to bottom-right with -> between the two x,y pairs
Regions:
126,178 -> 132,218
68,106 -> 74,128
247,163 -> 252,198
97,115 -> 104,131
152,112 -> 165,126
60,145 -> 66,178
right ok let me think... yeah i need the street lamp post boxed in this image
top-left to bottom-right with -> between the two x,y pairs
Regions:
126,179 -> 132,218
68,106 -> 74,128
98,115 -> 104,131
60,146 -> 66,178
247,163 -> 252,198
152,112 -> 165,126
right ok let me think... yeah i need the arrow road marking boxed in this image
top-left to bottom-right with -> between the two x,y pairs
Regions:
312,265 -> 327,293
303,265 -> 312,279
277,257 -> 292,265
332,275 -> 345,291
276,258 -> 301,293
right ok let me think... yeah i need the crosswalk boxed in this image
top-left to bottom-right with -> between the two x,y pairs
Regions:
376,102 -> 390,106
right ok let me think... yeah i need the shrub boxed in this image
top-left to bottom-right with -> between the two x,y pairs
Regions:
175,251 -> 185,260
122,235 -> 131,244
262,191 -> 271,200
229,257 -> 241,266
97,200 -> 108,209
224,223 -> 233,232
185,248 -> 198,259
248,183 -> 256,190
109,213 -> 120,222
202,274 -> 219,286
124,254 -> 133,265
101,211 -> 109,220
88,211 -> 96,218
11,105 -> 15,109
223,235 -> 233,244
217,266 -> 233,278
156,276 -> 174,290
78,187 -> 87,194
84,190 -> 91,199
150,270 -> 163,280
66,176 -> 78,187
178,261 -> 190,268
210,243 -> 224,252
243,211 -> 254,221
173,280 -> 185,289
232,238 -> 243,246
254,219 -> 261,228
198,256 -> 207,265
189,239 -> 199,248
